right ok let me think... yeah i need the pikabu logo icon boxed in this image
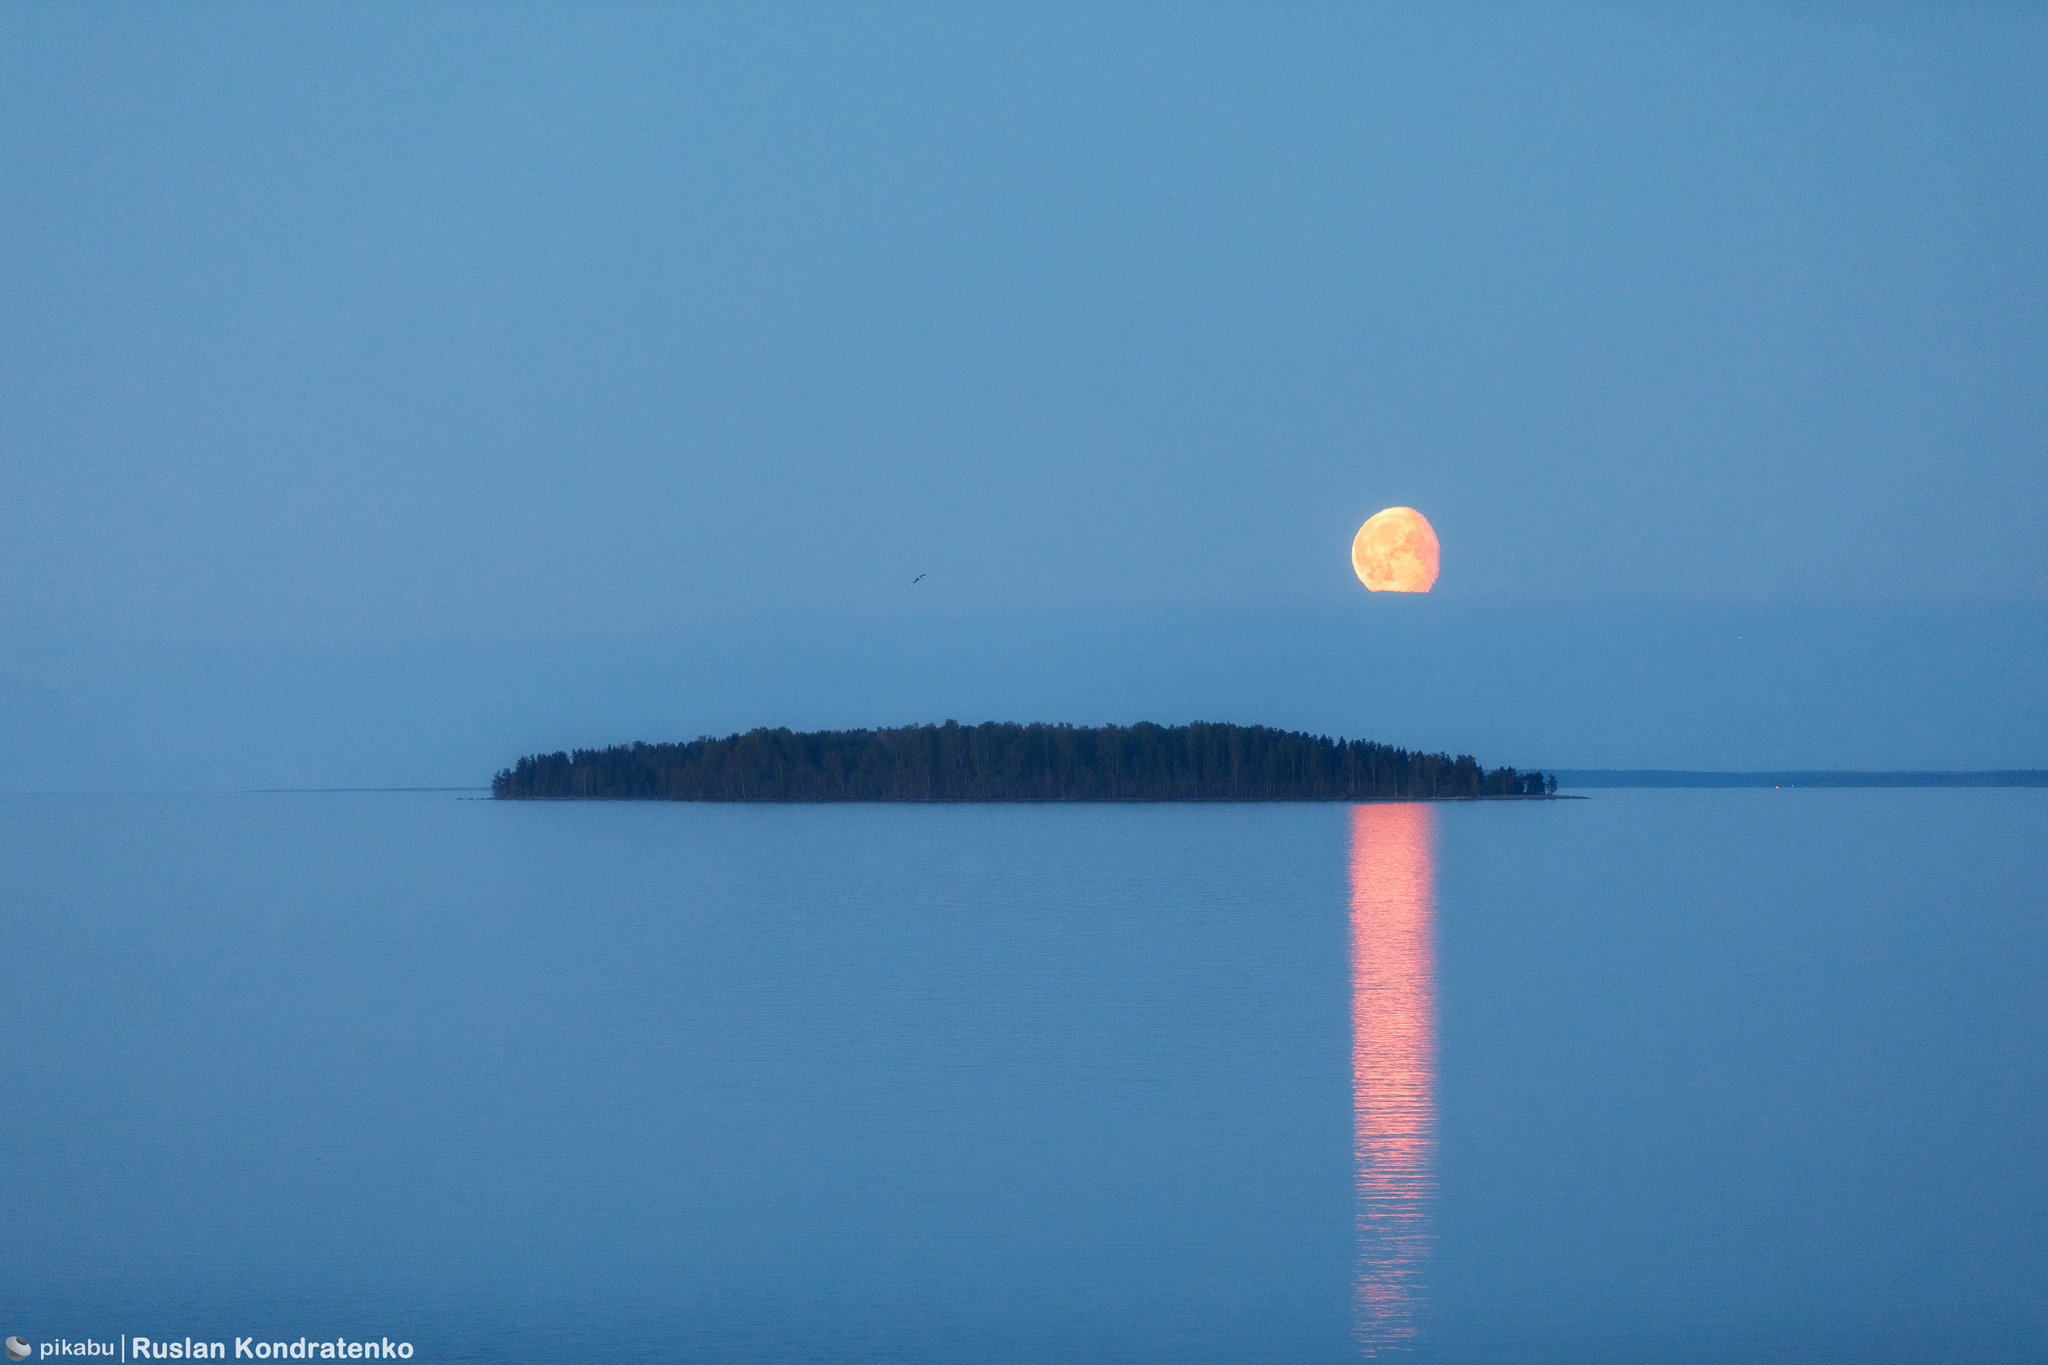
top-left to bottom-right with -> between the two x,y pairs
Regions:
7,1337 -> 30,1361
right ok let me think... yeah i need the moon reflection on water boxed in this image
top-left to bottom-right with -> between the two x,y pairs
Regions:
1349,802 -> 1439,1354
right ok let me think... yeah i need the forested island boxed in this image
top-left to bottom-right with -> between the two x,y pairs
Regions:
492,721 -> 1558,802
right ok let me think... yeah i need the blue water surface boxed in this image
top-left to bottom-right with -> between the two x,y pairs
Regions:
4,790 -> 2043,1362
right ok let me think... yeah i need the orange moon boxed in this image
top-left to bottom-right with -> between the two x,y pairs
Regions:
1352,507 -> 1439,593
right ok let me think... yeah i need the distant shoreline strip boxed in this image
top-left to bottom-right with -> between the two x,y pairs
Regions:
1552,770 -> 2048,788
249,786 -> 491,793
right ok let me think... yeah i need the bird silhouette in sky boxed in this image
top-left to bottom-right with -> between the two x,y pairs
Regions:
912,574 -> 925,583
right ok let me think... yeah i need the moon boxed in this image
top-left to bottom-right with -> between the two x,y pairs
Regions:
1351,507 -> 1439,593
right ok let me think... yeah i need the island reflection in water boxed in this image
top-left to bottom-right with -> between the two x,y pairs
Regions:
1349,803 -> 1438,1354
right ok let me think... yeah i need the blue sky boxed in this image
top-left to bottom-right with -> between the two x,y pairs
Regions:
4,5 -> 2043,787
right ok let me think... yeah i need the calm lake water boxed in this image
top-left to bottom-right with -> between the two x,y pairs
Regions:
6,790 -> 2045,1363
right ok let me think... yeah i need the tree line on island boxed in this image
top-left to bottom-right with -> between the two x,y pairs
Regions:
492,721 -> 1557,802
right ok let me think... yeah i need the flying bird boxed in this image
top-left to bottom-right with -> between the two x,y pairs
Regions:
913,574 -> 925,583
